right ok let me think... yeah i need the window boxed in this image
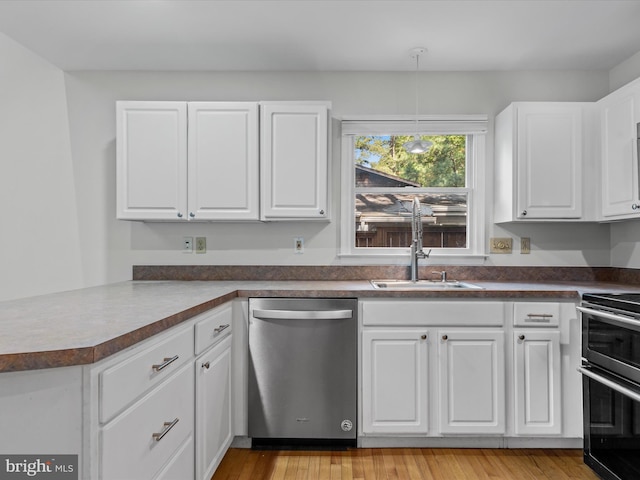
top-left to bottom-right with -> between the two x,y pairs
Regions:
340,116 -> 487,261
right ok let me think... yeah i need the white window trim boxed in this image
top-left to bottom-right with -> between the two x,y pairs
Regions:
339,115 -> 487,265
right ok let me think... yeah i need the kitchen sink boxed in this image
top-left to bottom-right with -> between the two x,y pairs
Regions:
370,279 -> 484,290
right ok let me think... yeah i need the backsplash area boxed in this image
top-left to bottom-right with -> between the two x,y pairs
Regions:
133,265 -> 640,284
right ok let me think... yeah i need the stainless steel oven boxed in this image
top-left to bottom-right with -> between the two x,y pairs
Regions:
578,293 -> 640,480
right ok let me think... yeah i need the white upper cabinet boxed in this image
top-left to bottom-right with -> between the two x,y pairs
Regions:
117,101 -> 258,221
188,102 -> 259,220
599,79 -> 640,219
260,102 -> 330,220
117,100 -> 329,221
117,101 -> 188,220
494,102 -> 593,222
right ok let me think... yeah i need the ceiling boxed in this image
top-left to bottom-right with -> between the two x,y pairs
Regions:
0,0 -> 639,72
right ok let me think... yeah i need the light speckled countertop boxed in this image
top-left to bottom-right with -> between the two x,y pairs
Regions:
0,279 -> 636,372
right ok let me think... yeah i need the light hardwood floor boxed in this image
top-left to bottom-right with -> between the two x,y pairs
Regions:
211,448 -> 600,480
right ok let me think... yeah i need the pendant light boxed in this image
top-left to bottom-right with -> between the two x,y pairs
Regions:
403,47 -> 433,154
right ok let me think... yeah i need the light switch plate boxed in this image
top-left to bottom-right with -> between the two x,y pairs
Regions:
521,237 -> 531,254
490,237 -> 512,254
183,236 -> 193,253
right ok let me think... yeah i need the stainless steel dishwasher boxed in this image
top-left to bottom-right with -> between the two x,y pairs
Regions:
248,297 -> 357,448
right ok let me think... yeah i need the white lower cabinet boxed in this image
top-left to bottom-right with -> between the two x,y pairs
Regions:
101,362 -> 195,480
361,330 -> 429,434
195,335 -> 233,480
88,302 -> 236,480
360,299 -> 579,446
513,330 -> 562,435
155,436 -> 195,480
437,329 -> 505,435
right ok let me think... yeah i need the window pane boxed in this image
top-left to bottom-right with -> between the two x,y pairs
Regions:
355,135 -> 466,188
355,193 -> 467,249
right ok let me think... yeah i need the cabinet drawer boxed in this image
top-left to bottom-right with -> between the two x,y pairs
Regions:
101,363 -> 195,480
513,302 -> 560,327
154,435 -> 194,480
361,300 -> 504,326
194,303 -> 233,355
100,325 -> 193,423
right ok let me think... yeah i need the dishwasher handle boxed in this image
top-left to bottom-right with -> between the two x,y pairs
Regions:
252,309 -> 353,320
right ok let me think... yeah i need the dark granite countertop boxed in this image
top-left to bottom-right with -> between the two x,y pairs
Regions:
1,277 -> 638,373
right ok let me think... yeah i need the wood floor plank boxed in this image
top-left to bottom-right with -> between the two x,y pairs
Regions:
356,448 -> 377,480
211,448 -> 601,480
296,452 -> 311,480
307,453 -> 321,480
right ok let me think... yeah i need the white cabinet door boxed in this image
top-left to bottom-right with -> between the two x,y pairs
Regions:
195,335 -> 233,480
188,102 -> 259,220
513,330 -> 562,436
260,102 -> 329,220
600,86 -> 640,218
116,101 -> 187,220
494,102 -> 587,222
516,104 -> 582,219
361,329 -> 429,434
438,329 -> 505,434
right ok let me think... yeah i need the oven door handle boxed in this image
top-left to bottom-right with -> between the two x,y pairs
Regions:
576,305 -> 640,328
578,366 -> 640,403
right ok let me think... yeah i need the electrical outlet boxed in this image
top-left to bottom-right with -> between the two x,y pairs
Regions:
195,237 -> 206,254
490,237 -> 513,254
183,236 -> 193,253
294,237 -> 304,254
521,237 -> 531,254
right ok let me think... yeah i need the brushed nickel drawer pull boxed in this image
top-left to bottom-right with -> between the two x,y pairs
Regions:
152,418 -> 179,441
525,313 -> 553,322
202,361 -> 210,370
214,324 -> 230,334
152,355 -> 179,372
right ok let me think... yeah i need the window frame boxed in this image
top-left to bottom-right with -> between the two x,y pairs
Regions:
339,115 -> 487,263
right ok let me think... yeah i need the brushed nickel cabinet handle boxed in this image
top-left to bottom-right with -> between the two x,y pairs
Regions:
518,334 -> 525,341
214,324 -> 230,334
202,361 -> 210,370
152,418 -> 179,441
442,335 -> 448,341
421,334 -> 427,340
152,355 -> 179,372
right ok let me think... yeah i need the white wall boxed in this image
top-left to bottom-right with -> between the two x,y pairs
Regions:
610,220 -> 640,268
0,33 -> 83,301
61,69 -> 613,286
609,50 -> 640,92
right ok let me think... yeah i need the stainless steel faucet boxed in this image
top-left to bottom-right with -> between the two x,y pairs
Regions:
410,197 -> 431,282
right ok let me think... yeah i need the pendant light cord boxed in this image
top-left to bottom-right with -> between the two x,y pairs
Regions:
414,53 -> 420,135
